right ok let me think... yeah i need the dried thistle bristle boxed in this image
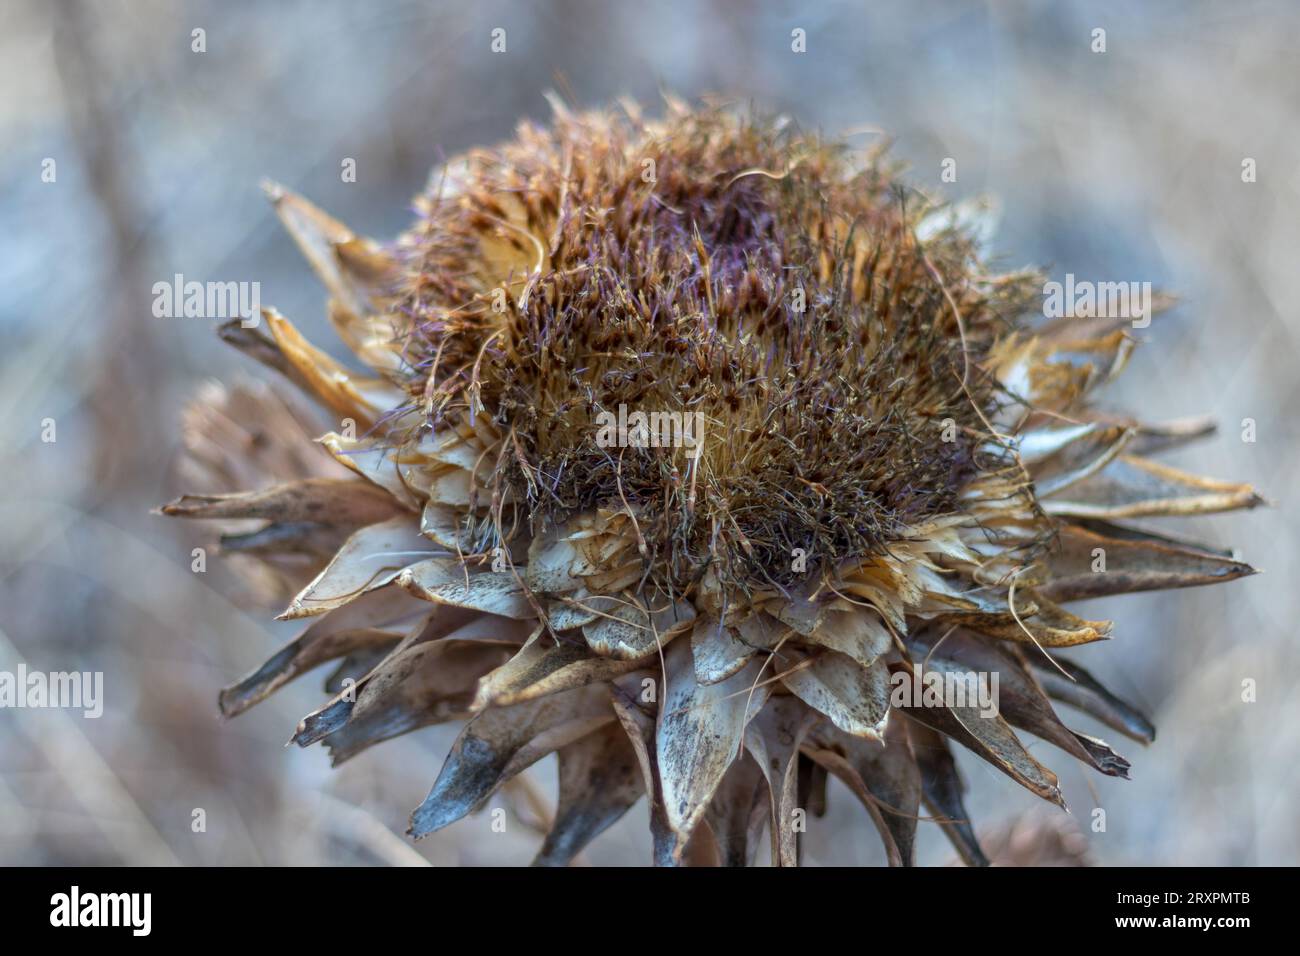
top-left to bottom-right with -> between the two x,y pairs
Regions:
396,106 -> 1040,595
162,98 -> 1262,867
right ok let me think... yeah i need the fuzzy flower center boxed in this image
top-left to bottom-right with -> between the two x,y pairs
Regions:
399,109 -> 1017,589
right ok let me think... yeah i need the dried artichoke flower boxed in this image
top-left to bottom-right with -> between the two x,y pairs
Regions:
162,101 -> 1262,866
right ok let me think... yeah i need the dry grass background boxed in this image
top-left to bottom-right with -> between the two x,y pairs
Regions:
0,0 -> 1296,865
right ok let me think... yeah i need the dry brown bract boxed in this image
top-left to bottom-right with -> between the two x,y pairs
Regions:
162,100 -> 1262,866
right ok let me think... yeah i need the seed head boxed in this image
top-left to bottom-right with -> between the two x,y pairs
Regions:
162,100 -> 1262,866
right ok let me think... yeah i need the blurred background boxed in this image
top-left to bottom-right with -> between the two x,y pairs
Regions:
1,0 -> 1296,866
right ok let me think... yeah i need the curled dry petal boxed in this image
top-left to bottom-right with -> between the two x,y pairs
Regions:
396,558 -> 535,619
703,752 -> 767,867
279,516 -> 438,619
690,615 -> 763,685
409,685 -> 615,838
1024,654 -> 1156,744
1043,454 -> 1265,519
220,625 -> 400,718
1037,519 -> 1256,602
781,650 -> 892,739
532,722 -> 645,867
472,631 -> 645,710
325,642 -> 511,765
161,477 -> 403,526
582,596 -> 695,660
656,641 -> 770,850
915,631 -> 1130,778
899,669 -> 1065,808
744,695 -> 817,866
908,721 -> 989,866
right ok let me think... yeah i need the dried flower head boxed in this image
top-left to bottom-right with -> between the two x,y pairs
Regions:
163,100 -> 1262,866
